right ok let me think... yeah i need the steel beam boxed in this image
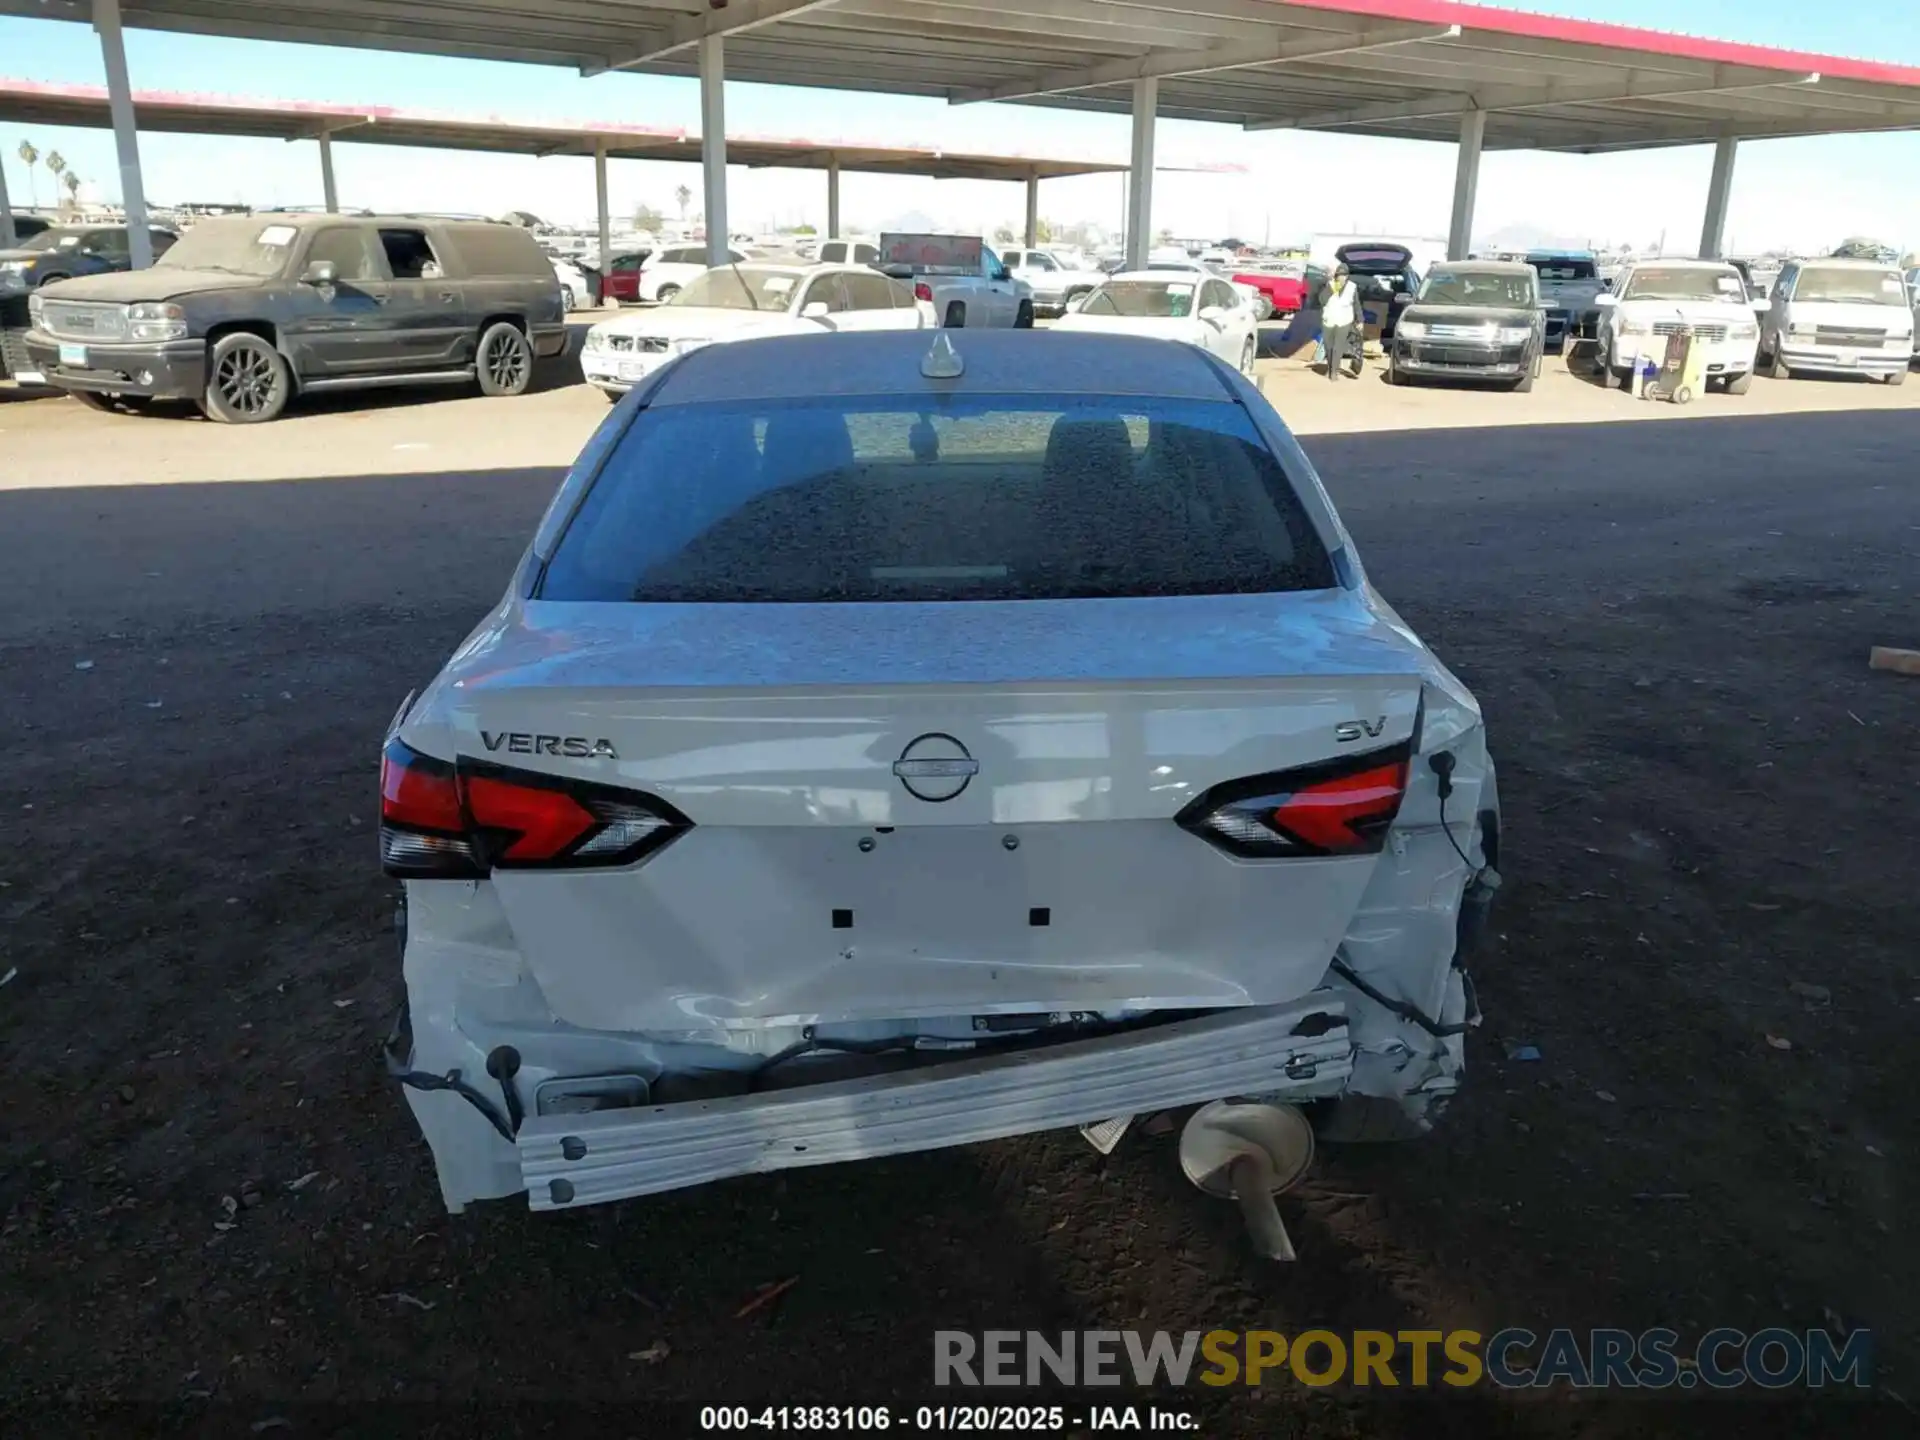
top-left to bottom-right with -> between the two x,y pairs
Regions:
0,154 -> 14,247
1024,172 -> 1039,248
1698,136 -> 1737,259
594,140 -> 610,299
1447,108 -> 1484,261
1255,66 -> 1822,132
1126,76 -> 1156,270
826,153 -> 841,239
951,21 -> 1458,105
92,0 -> 153,267
593,0 -> 840,76
700,34 -> 729,267
318,130 -> 338,212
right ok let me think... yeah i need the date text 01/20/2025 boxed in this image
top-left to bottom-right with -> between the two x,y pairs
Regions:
699,1406 -> 1199,1432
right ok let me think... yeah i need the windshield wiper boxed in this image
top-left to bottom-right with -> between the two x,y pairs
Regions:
728,261 -> 760,310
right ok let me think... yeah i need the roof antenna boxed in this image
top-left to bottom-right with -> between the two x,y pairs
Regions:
920,330 -> 964,379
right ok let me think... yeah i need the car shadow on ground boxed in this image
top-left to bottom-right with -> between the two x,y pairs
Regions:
2,420 -> 1917,1427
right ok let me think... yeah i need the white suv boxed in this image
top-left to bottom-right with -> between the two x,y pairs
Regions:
1758,257 -> 1913,386
1592,258 -> 1765,394
638,244 -> 749,303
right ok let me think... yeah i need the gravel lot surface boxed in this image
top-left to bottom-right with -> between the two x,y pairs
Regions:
2,339 -> 1916,1436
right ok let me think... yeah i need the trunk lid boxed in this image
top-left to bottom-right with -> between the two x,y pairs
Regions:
408,593 -> 1433,1032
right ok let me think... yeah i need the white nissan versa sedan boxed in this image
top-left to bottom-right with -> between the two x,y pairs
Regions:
379,330 -> 1500,1215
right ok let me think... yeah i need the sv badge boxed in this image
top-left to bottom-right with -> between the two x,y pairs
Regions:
482,731 -> 618,760
1335,717 -> 1388,744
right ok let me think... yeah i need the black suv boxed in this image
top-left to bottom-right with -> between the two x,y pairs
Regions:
22,213 -> 566,422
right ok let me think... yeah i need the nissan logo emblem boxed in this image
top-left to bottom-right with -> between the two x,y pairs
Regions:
892,732 -> 979,803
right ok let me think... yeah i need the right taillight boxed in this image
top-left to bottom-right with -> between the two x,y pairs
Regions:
379,739 -> 690,878
914,282 -> 934,303
1176,746 -> 1410,859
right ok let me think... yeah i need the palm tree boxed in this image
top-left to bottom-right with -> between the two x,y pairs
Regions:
674,184 -> 691,221
16,139 -> 38,208
62,170 -> 81,206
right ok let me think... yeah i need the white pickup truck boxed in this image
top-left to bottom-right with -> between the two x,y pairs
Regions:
878,232 -> 1033,329
1001,246 -> 1107,316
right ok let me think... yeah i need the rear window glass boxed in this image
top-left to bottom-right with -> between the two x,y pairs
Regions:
1530,258 -> 1597,280
540,394 -> 1334,604
1081,281 -> 1195,318
446,225 -> 544,277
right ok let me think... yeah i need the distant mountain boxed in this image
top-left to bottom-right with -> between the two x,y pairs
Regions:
1478,221 -> 1599,253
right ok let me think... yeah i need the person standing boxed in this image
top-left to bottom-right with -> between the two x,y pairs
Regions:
1322,263 -> 1362,381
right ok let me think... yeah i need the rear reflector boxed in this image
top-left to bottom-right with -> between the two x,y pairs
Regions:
380,739 -> 690,878
1176,746 -> 1410,859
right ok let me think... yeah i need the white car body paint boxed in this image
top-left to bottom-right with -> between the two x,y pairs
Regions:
1596,258 -> 1763,382
636,245 -> 749,303
1054,270 -> 1259,371
384,331 -> 1498,1214
1760,257 -> 1913,379
579,263 -> 925,396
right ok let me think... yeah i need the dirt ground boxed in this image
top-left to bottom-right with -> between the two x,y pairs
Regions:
1,342 -> 1916,1437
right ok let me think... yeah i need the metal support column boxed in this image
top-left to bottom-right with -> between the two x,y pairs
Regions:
318,131 -> 339,213
826,154 -> 841,240
1125,77 -> 1157,271
1447,108 -> 1485,261
1024,173 -> 1040,249
0,156 -> 15,248
594,141 -> 611,305
699,34 -> 729,267
1698,137 -> 1738,260
93,0 -> 153,268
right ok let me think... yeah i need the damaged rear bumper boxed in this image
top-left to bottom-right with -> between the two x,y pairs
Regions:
397,995 -> 1354,1212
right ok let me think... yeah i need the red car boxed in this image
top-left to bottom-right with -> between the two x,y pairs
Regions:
597,250 -> 653,304
1231,260 -> 1326,317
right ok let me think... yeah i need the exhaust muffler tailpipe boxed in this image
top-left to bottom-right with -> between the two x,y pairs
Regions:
1178,1101 -> 1316,1261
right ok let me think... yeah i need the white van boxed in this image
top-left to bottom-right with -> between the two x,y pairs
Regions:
1759,258 -> 1913,384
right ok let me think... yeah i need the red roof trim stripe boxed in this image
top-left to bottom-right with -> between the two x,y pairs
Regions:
1266,0 -> 1920,88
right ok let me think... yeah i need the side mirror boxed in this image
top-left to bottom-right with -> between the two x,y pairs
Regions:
1593,292 -> 1617,308
1392,291 -> 1414,304
300,259 -> 337,286
801,301 -> 831,320
1198,305 -> 1227,324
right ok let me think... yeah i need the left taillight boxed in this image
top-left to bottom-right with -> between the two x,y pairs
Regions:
1176,747 -> 1410,859
379,739 -> 690,878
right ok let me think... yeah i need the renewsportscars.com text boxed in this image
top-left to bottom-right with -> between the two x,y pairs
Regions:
934,1328 -> 1871,1390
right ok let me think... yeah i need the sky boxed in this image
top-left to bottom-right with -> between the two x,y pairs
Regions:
2,1 -> 1918,253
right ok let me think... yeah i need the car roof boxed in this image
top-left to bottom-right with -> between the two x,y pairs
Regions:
1626,257 -> 1738,269
1430,259 -> 1534,275
1106,269 -> 1202,284
650,330 -> 1233,407
1794,255 -> 1901,268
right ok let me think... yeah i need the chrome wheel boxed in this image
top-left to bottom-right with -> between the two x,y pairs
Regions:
215,345 -> 278,417
480,325 -> 531,394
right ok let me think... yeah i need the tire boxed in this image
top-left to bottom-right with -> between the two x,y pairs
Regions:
1768,346 -> 1791,381
1885,367 -> 1907,387
560,286 -> 576,312
943,301 -> 967,329
1239,336 -> 1257,375
201,332 -> 290,424
1014,301 -> 1034,330
1512,368 -> 1534,394
475,321 -> 533,398
71,390 -> 117,413
1385,359 -> 1402,386
1725,371 -> 1753,396
655,284 -> 680,304
1672,385 -> 1693,405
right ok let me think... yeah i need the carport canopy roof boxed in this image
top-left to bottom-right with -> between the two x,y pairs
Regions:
8,0 -> 1920,153
0,77 -> 1135,182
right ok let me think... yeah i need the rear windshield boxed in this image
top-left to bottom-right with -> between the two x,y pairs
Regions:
540,394 -> 1335,604
1530,258 -> 1597,281
1340,249 -> 1411,272
1081,281 -> 1195,318
671,267 -> 804,310
1792,265 -> 1907,306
